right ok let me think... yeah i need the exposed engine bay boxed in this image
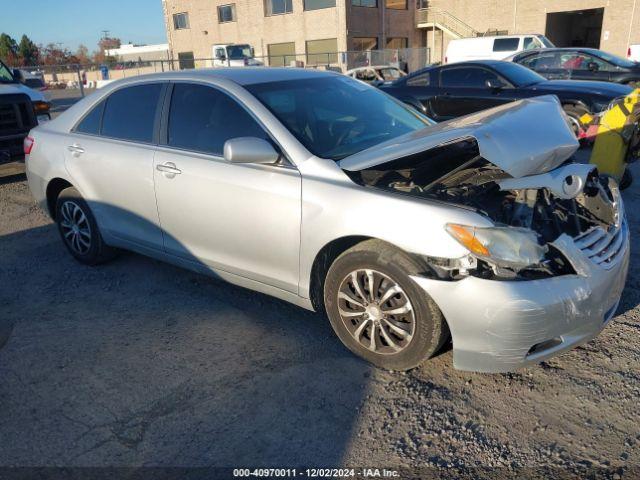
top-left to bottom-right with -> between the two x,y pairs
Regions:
344,137 -> 621,280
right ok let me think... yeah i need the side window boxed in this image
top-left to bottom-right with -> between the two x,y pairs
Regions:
406,72 -> 430,87
493,38 -> 520,52
440,67 -> 499,88
75,100 -> 105,135
521,52 -> 560,70
101,84 -> 163,143
167,83 -> 268,156
523,37 -> 541,50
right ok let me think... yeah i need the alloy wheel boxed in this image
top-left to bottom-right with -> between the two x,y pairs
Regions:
59,200 -> 92,255
337,269 -> 415,355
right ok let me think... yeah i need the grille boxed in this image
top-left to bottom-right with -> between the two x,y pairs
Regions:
0,103 -> 19,130
574,222 -> 627,269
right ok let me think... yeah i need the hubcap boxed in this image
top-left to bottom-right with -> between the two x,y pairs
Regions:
59,201 -> 92,255
337,269 -> 415,355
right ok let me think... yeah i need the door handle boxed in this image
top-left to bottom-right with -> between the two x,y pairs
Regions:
67,144 -> 85,157
156,162 -> 182,177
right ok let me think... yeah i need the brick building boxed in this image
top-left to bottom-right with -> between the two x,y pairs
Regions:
162,0 -> 640,67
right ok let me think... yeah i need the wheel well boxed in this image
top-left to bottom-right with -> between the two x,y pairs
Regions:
309,236 -> 372,312
46,178 -> 73,220
561,101 -> 589,113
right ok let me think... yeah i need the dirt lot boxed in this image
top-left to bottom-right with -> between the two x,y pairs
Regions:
0,122 -> 639,475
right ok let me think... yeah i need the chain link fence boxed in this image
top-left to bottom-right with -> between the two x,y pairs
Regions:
12,47 -> 431,99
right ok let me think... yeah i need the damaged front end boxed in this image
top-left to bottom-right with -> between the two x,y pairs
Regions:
340,96 -> 626,282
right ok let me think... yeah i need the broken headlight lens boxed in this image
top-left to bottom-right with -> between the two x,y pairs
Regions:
445,224 -> 548,270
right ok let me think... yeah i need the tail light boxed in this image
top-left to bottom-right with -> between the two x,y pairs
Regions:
444,56 -> 448,64
628,47 -> 632,58
244,58 -> 249,66
24,136 -> 35,155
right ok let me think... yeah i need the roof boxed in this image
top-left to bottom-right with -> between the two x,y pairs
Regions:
126,67 -> 340,86
514,47 -> 605,56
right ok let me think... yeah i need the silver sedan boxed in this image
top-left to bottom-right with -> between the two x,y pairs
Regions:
25,68 -> 628,372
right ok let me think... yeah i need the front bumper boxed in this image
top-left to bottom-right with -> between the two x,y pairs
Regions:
411,222 -> 630,373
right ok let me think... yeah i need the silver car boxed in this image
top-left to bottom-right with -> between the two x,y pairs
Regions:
25,68 -> 629,372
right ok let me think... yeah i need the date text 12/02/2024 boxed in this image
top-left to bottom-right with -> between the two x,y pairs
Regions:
232,468 -> 400,478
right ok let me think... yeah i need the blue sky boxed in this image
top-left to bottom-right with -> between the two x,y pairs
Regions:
3,0 -> 167,52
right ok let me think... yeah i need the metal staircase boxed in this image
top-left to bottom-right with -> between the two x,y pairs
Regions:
416,8 -> 479,39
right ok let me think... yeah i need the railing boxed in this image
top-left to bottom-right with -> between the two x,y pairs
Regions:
416,8 -> 479,38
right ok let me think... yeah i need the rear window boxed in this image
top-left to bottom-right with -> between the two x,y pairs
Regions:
493,38 -> 520,52
101,84 -> 163,143
406,72 -> 430,87
440,67 -> 499,88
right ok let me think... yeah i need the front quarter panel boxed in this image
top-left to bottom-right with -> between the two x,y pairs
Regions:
297,157 -> 492,298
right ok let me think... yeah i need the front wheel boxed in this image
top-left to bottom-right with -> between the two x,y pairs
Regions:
55,187 -> 117,265
324,240 -> 449,371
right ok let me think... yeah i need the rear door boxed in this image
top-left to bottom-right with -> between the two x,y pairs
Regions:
64,82 -> 166,250
431,66 -> 516,120
153,82 -> 301,292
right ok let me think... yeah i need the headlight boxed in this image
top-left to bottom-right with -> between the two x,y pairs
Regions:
445,224 -> 548,270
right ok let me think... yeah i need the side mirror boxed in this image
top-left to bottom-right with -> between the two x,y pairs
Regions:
224,137 -> 280,165
587,61 -> 599,72
485,78 -> 505,90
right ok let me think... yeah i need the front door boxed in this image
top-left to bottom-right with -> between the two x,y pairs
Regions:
431,66 -> 515,120
153,82 -> 302,293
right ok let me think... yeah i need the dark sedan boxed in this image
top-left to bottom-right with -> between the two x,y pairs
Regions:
508,48 -> 640,85
380,60 -> 632,132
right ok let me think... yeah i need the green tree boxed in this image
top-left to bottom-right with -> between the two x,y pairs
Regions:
17,34 -> 40,66
0,33 -> 18,64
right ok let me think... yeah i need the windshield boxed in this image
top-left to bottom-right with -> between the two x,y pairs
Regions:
377,68 -> 404,81
493,61 -> 546,86
594,50 -> 636,68
247,76 -> 432,160
227,45 -> 252,60
537,35 -> 555,48
0,60 -> 15,83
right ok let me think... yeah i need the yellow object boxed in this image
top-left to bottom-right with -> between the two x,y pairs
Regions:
590,88 -> 640,182
579,112 -> 593,125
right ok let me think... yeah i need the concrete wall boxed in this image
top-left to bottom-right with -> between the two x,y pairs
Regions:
425,0 -> 640,62
162,0 -> 348,64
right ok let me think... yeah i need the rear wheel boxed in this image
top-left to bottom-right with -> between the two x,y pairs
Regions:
55,187 -> 117,265
323,240 -> 448,371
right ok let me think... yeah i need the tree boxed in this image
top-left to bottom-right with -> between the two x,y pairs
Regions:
40,43 -> 71,65
93,36 -> 120,66
75,44 -> 90,65
17,35 -> 39,66
0,33 -> 18,65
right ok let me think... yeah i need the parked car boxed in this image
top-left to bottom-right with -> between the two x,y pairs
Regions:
25,69 -> 628,373
508,47 -> 640,86
445,34 -> 555,64
380,60 -> 632,133
0,59 -> 50,163
345,65 -> 406,85
13,69 -> 48,92
211,44 -> 263,67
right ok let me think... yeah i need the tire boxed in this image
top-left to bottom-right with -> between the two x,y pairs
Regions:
55,187 -> 117,265
620,168 -> 633,190
324,239 -> 449,371
562,104 -> 590,139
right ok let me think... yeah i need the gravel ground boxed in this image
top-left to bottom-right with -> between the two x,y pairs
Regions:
0,163 -> 639,475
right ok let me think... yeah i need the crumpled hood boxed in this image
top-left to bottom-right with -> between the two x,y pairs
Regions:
339,95 -> 579,178
0,82 -> 46,102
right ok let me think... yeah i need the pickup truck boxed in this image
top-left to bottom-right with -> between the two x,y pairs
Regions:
0,59 -> 50,163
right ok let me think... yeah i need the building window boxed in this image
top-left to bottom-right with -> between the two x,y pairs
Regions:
306,38 -> 338,65
178,51 -> 195,69
386,37 -> 408,49
218,4 -> 236,22
352,0 -> 377,7
268,42 -> 296,66
385,0 -> 406,8
353,37 -> 378,51
265,0 -> 293,15
304,0 -> 336,10
416,0 -> 428,8
173,12 -> 190,30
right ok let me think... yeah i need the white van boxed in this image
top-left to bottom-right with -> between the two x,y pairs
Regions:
445,35 -> 555,64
